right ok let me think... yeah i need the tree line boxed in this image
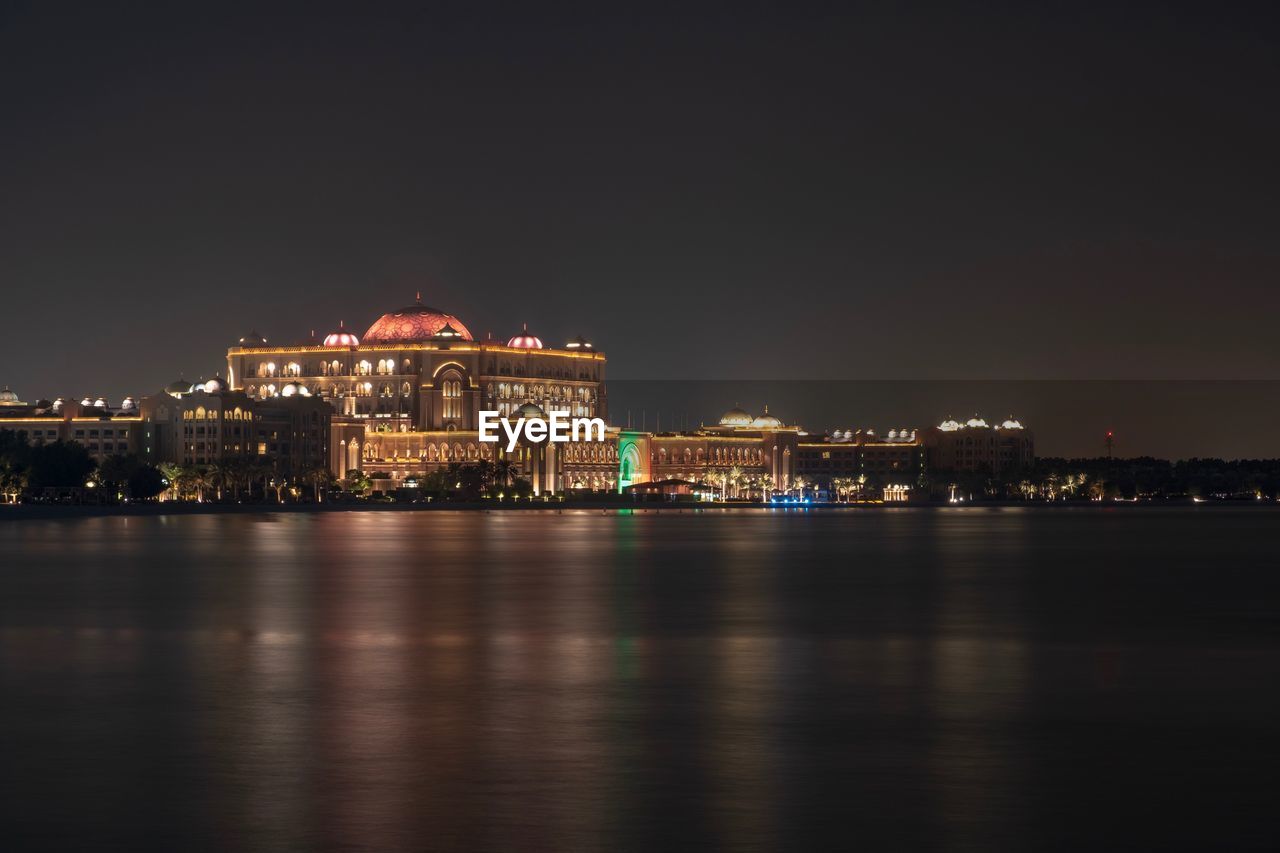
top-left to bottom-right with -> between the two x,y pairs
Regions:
0,428 -> 335,504
919,457 -> 1280,501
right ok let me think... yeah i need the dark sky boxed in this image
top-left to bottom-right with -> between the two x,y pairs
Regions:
3,2 -> 1278,407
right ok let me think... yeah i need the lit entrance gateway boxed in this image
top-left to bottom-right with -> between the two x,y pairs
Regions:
617,434 -> 648,493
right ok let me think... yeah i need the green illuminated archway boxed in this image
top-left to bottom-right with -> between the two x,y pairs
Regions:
618,440 -> 642,493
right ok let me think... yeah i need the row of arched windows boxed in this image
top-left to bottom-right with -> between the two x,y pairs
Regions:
360,442 -> 483,463
653,446 -> 762,465
483,361 -> 601,382
489,382 -> 595,402
251,359 -> 417,378
560,444 -> 618,463
183,406 -> 251,421
244,381 -> 413,399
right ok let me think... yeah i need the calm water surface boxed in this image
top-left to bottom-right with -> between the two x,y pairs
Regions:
0,507 -> 1277,852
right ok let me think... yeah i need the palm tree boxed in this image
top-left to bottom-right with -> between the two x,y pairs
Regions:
303,465 -> 336,502
207,460 -> 235,502
345,468 -> 371,496
0,462 -> 27,504
174,465 -> 210,502
494,458 -> 518,488
728,465 -> 743,499
248,458 -> 274,500
793,476 -> 809,500
758,473 -> 775,502
473,459 -> 497,494
830,477 -> 849,502
712,468 -> 730,501
268,460 -> 289,503
156,462 -> 181,501
223,458 -> 251,502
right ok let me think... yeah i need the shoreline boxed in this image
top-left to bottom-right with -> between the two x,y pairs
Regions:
1,499 -> 1276,521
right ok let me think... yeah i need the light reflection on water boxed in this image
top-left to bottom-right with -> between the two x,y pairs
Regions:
0,508 -> 1278,851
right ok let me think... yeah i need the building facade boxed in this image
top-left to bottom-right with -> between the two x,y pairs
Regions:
138,378 -> 330,475
643,406 -> 801,496
3,297 -> 1037,500
923,417 -> 1035,475
0,393 -> 144,463
225,298 -> 610,493
795,427 -> 926,500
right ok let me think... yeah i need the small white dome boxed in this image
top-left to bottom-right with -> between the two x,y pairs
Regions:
280,382 -> 311,398
514,402 -> 546,419
751,405 -> 782,429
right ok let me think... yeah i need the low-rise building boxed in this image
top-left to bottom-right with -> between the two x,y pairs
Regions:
923,416 -> 1034,475
0,391 -> 144,462
795,427 -> 926,499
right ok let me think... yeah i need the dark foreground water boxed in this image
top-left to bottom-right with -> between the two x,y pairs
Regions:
0,507 -> 1277,852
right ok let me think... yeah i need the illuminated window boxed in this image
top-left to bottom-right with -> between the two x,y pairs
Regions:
442,374 -> 462,419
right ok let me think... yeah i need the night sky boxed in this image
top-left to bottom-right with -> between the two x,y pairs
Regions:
3,2 -> 1278,451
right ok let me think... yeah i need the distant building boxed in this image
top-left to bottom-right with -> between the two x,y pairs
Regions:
923,416 -> 1034,475
224,297 -> 612,493
0,392 -> 144,462
0,380 -> 331,477
795,427 -> 926,499
2,295 -> 1038,498
645,405 -> 801,495
137,378 -> 330,475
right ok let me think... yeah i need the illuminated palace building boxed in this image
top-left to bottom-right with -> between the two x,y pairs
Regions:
226,297 -> 618,494
0,294 -> 1034,499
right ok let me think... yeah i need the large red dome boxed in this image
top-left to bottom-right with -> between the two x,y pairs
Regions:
363,301 -> 473,343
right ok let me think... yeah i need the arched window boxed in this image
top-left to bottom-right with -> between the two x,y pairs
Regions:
401,382 -> 411,397
442,372 -> 463,419
286,362 -> 301,377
